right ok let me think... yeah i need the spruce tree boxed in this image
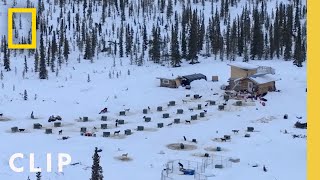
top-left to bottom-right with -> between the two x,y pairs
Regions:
39,33 -> 48,79
149,25 -> 161,63
24,90 -> 28,101
250,9 -> 264,60
170,25 -> 181,67
24,56 -> 28,73
188,11 -> 199,64
293,25 -> 303,67
3,38 -> 11,71
90,147 -> 103,180
34,50 -> 39,73
64,37 -> 70,61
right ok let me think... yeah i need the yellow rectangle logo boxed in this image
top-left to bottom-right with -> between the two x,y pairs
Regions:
8,8 -> 37,49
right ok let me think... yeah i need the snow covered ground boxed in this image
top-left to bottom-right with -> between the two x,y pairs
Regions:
0,57 -> 306,180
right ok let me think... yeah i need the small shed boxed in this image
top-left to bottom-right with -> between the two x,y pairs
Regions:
157,77 -> 181,88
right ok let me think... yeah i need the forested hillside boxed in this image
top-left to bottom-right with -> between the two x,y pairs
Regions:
1,0 -> 306,77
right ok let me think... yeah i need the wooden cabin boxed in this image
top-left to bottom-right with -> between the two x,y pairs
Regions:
228,62 -> 277,95
157,77 -> 181,88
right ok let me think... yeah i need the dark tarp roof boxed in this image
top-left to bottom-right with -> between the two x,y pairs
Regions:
181,73 -> 207,82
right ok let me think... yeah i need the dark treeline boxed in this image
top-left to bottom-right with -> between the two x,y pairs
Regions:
0,0 -> 306,79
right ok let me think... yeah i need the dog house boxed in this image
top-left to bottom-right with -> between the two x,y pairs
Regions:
143,109 -> 148,114
33,123 -> 42,129
200,112 -> 205,118
137,126 -> 144,131
118,120 -> 125,125
157,106 -> 163,111
169,101 -> 176,106
212,76 -> 219,82
163,113 -> 170,118
103,132 -> 110,137
54,122 -> 61,127
144,117 -> 151,122
119,111 -> 126,116
174,118 -> 180,124
158,123 -> 164,128
11,127 -> 19,133
209,100 -> 216,105
247,127 -> 254,132
83,117 -> 89,122
218,105 -> 225,111
101,124 -> 108,129
177,109 -> 184,114
101,116 -> 107,121
197,104 -> 202,110
191,115 -> 197,120
45,129 -> 53,134
125,129 -> 132,135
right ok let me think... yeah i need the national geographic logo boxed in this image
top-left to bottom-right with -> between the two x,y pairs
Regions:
7,8 -> 37,49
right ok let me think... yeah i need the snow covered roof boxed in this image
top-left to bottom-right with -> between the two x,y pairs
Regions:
228,62 -> 259,70
248,74 -> 278,84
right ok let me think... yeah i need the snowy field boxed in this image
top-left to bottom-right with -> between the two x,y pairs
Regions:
0,57 -> 306,180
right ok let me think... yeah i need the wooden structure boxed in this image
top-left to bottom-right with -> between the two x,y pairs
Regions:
158,123 -> 164,128
177,109 -> 183,114
212,76 -> 219,82
174,118 -> 180,124
125,129 -> 132,135
54,122 -> 61,127
101,116 -> 107,121
11,127 -> 19,133
103,132 -> 111,137
118,120 -> 125,124
45,129 -> 53,134
227,62 -> 277,95
163,113 -> 170,118
144,117 -> 151,122
137,126 -> 144,131
157,77 -> 181,88
101,124 -> 108,129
